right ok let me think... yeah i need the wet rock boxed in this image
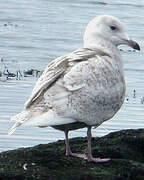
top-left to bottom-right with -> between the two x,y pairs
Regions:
3,69 -> 16,78
141,97 -> 144,104
1,129 -> 144,180
3,22 -> 19,27
24,69 -> 41,77
24,69 -> 35,76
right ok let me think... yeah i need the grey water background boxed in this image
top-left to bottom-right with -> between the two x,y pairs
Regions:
0,0 -> 144,152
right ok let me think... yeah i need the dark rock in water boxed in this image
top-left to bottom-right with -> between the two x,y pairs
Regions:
24,69 -> 35,76
3,69 -> 16,78
24,69 -> 41,77
1,129 -> 144,180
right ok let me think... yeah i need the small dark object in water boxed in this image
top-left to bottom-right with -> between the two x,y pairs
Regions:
141,97 -> 144,104
133,89 -> 136,98
17,70 -> 22,77
24,69 -> 34,76
35,70 -> 41,77
3,69 -> 16,78
24,69 -> 41,77
16,70 -> 23,80
1,58 -> 4,62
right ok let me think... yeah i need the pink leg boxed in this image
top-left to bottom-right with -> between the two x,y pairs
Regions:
87,126 -> 110,162
64,128 -> 110,163
65,130 -> 87,159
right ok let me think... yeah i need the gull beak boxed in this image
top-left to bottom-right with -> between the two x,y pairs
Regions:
122,33 -> 140,50
119,33 -> 140,51
126,39 -> 140,51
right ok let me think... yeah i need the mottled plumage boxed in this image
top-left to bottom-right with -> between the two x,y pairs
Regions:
9,15 -> 140,162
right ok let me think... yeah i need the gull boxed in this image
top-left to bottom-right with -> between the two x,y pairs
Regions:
8,15 -> 140,162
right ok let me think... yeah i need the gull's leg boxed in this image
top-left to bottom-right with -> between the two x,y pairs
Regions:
65,130 -> 72,156
64,130 -> 87,159
87,126 -> 110,163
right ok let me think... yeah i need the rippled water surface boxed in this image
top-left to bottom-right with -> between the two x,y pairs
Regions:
0,0 -> 144,152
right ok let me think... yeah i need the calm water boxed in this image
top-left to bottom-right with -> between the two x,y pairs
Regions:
0,0 -> 144,152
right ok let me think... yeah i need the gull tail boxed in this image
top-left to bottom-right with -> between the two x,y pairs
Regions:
8,110 -> 30,135
8,122 -> 22,135
8,110 -> 77,135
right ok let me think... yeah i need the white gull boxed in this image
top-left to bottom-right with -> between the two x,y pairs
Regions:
8,15 -> 140,162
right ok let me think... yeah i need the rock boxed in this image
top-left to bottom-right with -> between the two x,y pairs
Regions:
23,69 -> 41,77
24,69 -> 35,76
1,129 -> 144,180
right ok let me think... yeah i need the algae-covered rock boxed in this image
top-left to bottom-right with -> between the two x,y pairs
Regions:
1,129 -> 144,180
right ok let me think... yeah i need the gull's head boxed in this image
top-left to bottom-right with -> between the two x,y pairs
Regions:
83,15 -> 140,51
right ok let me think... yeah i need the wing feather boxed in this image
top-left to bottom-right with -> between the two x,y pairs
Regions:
24,48 -> 109,109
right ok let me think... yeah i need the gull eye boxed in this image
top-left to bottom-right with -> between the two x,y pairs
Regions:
110,26 -> 116,31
